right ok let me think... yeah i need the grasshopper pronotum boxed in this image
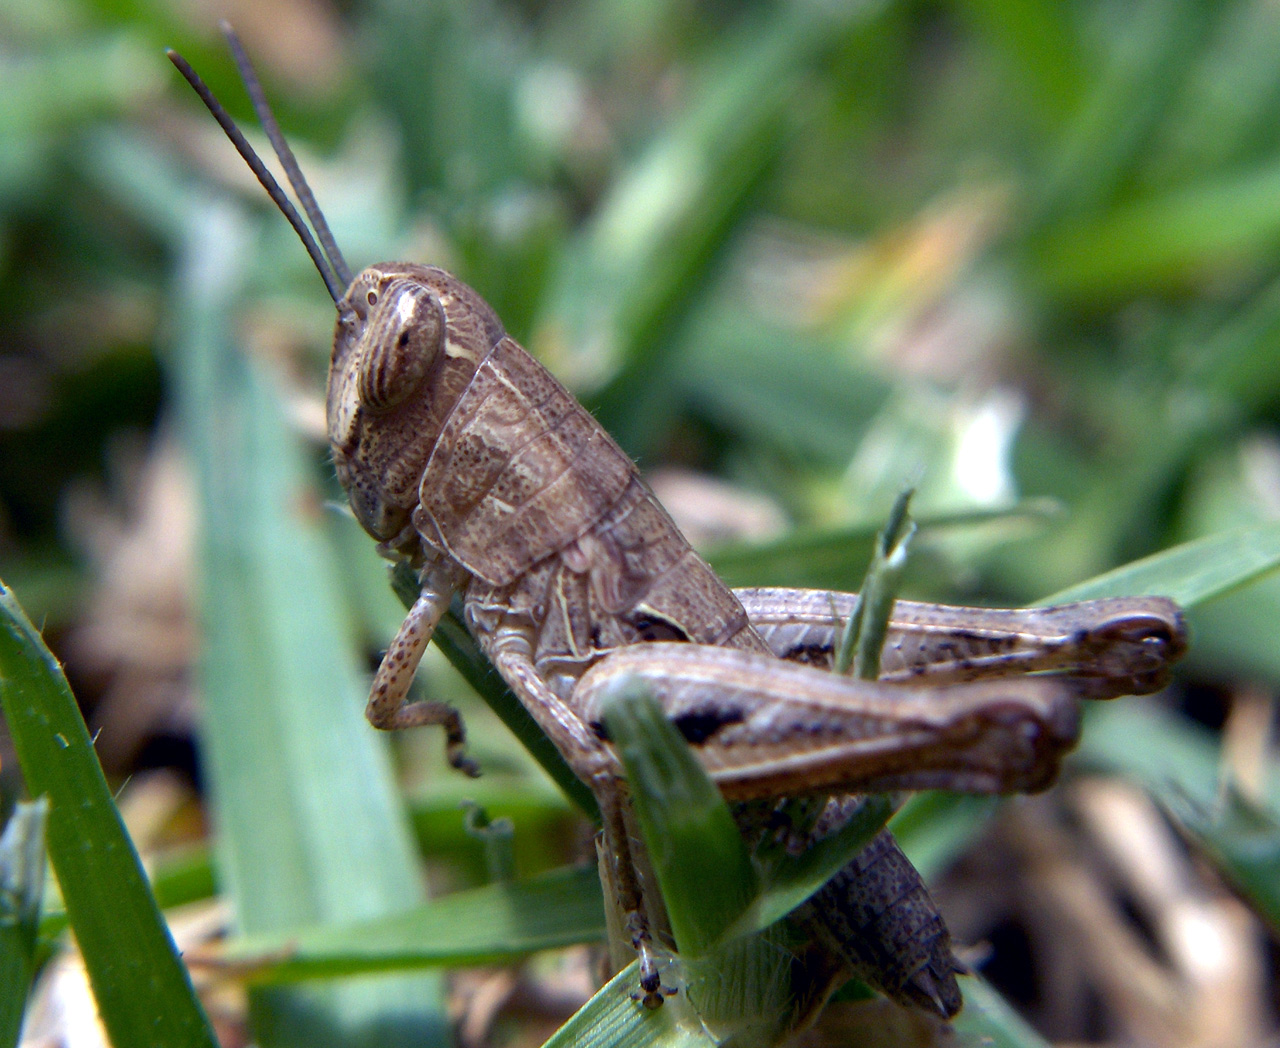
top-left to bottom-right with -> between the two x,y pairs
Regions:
169,29 -> 1187,1027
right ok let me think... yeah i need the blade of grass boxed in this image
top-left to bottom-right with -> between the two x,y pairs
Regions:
40,842 -> 217,941
171,202 -> 447,1047
546,2 -> 887,453
462,802 -> 517,883
835,486 -> 915,679
1039,521 -> 1280,606
599,680 -> 757,956
407,790 -> 578,884
711,499 -> 1059,590
224,864 -> 606,981
1160,785 -> 1280,936
600,680 -> 795,1039
1035,159 -> 1280,299
0,798 -> 48,1048
954,975 -> 1052,1048
0,583 -> 218,1048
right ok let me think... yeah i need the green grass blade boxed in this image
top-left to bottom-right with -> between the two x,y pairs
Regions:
1038,522 -> 1280,606
1160,786 -> 1280,936
170,203 -> 447,1046
954,976 -> 1052,1048
600,680 -> 756,956
600,681 -> 807,1041
711,500 -> 1059,590
0,798 -> 48,1048
1034,160 -> 1280,299
0,583 -> 218,1048
226,864 -> 605,981
841,487 -> 915,679
39,843 -> 217,942
461,802 -> 517,883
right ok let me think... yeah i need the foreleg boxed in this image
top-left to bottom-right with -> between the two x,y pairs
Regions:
366,557 -> 479,776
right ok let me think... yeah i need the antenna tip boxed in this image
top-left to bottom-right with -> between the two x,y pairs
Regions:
166,49 -> 196,81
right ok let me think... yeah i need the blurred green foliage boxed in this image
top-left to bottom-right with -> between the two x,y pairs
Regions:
5,0 -> 1280,1044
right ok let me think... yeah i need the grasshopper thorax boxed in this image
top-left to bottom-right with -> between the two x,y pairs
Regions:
166,35 -> 509,555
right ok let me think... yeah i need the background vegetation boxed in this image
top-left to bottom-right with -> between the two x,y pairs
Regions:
3,0 -> 1280,1044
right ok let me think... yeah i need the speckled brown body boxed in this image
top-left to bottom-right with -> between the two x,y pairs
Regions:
325,262 -> 1186,1022
172,36 -> 1188,1036
327,263 -> 964,1010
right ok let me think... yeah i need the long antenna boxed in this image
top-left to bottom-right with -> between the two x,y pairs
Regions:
166,46 -> 347,304
219,22 -> 353,289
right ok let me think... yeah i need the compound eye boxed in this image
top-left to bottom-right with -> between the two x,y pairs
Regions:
357,285 -> 444,411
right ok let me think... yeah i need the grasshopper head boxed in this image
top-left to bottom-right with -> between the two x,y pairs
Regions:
167,38 -> 508,556
328,262 -> 504,547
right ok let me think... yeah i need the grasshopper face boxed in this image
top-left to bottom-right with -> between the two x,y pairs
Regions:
327,263 -> 504,546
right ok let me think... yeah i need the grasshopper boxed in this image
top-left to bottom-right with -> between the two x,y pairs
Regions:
169,30 -> 1187,1025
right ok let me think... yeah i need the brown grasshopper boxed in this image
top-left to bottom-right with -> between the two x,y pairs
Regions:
169,30 -> 1187,1025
